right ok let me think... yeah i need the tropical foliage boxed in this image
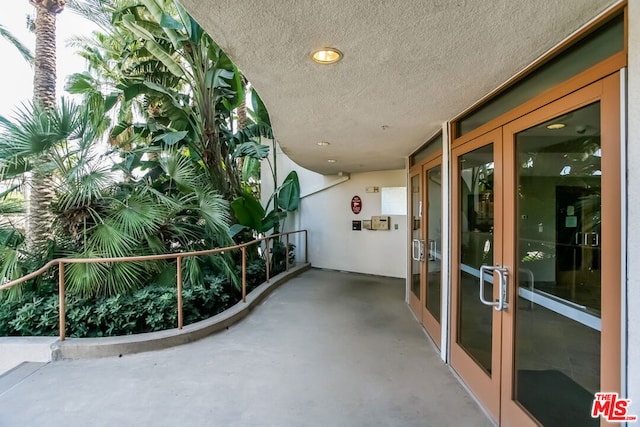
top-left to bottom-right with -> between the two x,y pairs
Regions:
67,0 -> 275,199
0,0 -> 300,333
0,98 -> 232,298
0,259 -> 269,337
0,23 -> 34,65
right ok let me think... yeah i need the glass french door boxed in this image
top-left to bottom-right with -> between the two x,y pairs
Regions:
409,157 -> 442,347
450,74 -> 621,426
450,127 -> 503,419
409,171 -> 423,313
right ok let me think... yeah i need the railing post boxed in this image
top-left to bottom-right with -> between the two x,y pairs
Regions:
242,246 -> 247,303
286,233 -> 290,271
304,230 -> 308,263
58,262 -> 66,341
177,256 -> 183,329
265,237 -> 270,283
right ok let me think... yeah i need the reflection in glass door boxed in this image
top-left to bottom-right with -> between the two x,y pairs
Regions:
409,157 -> 443,347
409,173 -> 423,316
422,162 -> 443,347
512,103 -> 601,427
450,128 -> 502,421
426,166 -> 442,323
458,145 -> 495,373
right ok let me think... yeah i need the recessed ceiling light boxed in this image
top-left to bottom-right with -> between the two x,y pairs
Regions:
327,159 -> 337,163
312,48 -> 343,64
317,141 -> 330,146
547,123 -> 566,130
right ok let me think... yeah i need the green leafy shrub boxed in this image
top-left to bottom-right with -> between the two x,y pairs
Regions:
1,292 -> 58,336
245,259 -> 267,290
0,274 -> 237,337
270,241 -> 296,275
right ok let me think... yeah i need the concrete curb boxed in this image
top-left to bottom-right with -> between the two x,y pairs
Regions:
50,263 -> 311,360
0,337 -> 58,376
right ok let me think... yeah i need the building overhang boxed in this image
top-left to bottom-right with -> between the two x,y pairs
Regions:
180,0 -> 617,175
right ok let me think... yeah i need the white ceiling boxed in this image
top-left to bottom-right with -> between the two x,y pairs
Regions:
180,0 -> 616,175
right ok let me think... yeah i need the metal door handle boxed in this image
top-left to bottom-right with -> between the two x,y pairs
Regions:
495,267 -> 509,311
412,239 -> 425,261
429,239 -> 436,260
479,265 -> 509,311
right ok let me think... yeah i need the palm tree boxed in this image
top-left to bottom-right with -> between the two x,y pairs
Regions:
27,0 -> 66,249
0,98 -> 233,298
0,99 -> 81,298
30,0 -> 66,109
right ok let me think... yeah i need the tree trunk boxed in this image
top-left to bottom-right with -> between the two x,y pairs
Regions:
237,98 -> 247,131
28,0 -> 65,250
32,1 -> 61,110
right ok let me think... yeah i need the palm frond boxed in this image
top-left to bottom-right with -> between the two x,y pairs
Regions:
64,251 -> 110,298
66,0 -> 115,31
194,189 -> 231,243
159,152 -> 200,192
110,192 -> 166,239
208,253 -> 240,291
0,24 -> 33,65
102,261 -> 148,296
88,220 -> 137,258
0,245 -> 26,284
0,102 -> 57,161
183,255 -> 203,287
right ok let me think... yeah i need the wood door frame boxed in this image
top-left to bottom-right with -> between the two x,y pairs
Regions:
499,72 -> 621,427
409,152 -> 443,349
421,156 -> 443,348
408,168 -> 424,317
450,127 -> 504,422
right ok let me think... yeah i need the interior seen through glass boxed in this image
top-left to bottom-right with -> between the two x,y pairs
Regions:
514,102 -> 601,427
458,144 -> 494,374
411,174 -> 421,298
426,166 -> 442,321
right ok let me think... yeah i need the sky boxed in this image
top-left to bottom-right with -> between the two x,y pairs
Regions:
0,3 -> 98,118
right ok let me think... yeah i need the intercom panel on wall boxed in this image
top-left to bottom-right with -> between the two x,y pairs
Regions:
371,216 -> 390,230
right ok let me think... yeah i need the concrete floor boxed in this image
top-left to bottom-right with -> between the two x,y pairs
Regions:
0,269 -> 492,427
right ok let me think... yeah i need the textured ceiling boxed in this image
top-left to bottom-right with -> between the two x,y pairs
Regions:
180,0 -> 616,175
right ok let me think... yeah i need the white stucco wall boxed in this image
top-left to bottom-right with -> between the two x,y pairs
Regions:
626,0 -> 640,413
262,143 -> 407,278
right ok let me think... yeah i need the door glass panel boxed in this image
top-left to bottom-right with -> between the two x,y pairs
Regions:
426,165 -> 442,321
412,133 -> 442,165
411,174 -> 421,298
458,144 -> 494,374
514,102 -> 601,427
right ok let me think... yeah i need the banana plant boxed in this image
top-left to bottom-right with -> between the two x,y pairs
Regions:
103,0 -> 249,198
229,170 -> 300,237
